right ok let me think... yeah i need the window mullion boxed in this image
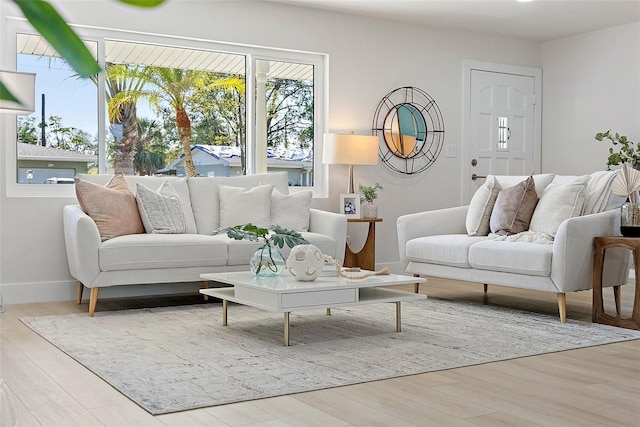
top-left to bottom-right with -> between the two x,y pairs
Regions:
245,55 -> 256,175
97,38 -> 106,174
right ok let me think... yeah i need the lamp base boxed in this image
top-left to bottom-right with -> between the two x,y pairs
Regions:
347,164 -> 354,193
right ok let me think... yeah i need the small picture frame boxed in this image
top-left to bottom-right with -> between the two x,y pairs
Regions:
340,193 -> 360,218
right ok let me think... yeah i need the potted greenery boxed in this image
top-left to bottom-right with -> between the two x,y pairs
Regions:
595,130 -> 640,170
359,182 -> 384,219
224,224 -> 308,276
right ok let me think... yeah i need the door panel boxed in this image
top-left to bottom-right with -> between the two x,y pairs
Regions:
467,70 -> 536,201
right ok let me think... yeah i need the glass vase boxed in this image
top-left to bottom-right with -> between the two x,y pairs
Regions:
620,198 -> 640,237
250,241 -> 286,277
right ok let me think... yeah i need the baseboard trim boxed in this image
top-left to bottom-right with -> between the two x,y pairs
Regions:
2,265 -> 632,305
1,280 -> 208,305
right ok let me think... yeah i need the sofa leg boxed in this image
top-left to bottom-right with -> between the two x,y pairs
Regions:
557,293 -> 567,323
613,285 -> 621,314
88,288 -> 99,317
76,281 -> 84,304
483,284 -> 488,293
202,280 -> 210,301
413,274 -> 420,293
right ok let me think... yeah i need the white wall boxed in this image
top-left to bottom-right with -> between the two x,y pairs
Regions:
541,22 -> 640,174
1,0 -> 545,303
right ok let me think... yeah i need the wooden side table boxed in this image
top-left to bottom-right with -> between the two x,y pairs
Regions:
592,236 -> 640,330
344,218 -> 382,271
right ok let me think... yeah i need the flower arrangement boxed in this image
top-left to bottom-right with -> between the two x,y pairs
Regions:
224,224 -> 308,275
359,182 -> 384,204
595,130 -> 640,170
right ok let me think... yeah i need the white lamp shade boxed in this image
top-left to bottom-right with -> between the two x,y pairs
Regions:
0,70 -> 36,114
322,133 -> 379,165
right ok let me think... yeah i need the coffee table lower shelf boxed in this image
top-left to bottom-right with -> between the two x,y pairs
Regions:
200,286 -> 426,346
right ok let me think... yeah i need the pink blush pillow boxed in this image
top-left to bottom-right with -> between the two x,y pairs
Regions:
489,175 -> 539,236
75,174 -> 145,241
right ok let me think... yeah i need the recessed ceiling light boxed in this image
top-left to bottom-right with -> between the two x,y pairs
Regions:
517,0 -> 534,2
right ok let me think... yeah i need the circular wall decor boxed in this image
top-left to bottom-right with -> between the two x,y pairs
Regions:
372,87 -> 445,175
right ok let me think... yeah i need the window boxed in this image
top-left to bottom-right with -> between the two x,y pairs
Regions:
6,20 -> 326,195
256,59 -> 315,187
16,34 -> 98,184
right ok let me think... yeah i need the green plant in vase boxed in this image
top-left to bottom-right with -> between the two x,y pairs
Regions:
224,224 -> 308,276
359,182 -> 384,219
595,130 -> 640,170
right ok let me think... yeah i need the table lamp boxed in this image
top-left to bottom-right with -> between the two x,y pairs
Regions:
0,70 -> 36,114
322,133 -> 379,193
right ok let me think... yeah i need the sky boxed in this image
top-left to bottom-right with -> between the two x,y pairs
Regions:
17,54 -> 154,139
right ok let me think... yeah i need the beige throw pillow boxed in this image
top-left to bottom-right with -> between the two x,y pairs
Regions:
271,188 -> 312,231
529,175 -> 590,237
490,176 -> 539,236
136,182 -> 187,234
466,176 -> 501,236
219,184 -> 273,229
75,174 -> 144,241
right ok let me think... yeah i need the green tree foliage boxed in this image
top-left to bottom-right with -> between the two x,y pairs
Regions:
134,118 -> 167,175
18,115 -> 97,155
17,116 -> 38,144
266,78 -> 314,150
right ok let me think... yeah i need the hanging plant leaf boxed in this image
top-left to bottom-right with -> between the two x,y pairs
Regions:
117,0 -> 165,6
0,81 -> 20,104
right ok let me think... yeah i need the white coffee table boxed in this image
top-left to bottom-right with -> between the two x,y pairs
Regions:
200,271 -> 427,345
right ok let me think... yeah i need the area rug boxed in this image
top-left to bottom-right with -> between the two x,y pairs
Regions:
21,298 -> 640,415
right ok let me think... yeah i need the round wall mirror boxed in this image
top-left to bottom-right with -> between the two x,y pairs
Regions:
372,87 -> 445,175
383,103 -> 426,158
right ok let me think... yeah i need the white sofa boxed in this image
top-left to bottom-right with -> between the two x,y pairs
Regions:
397,172 -> 630,322
63,172 -> 347,316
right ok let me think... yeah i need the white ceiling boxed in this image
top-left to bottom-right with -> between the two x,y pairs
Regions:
266,0 -> 640,42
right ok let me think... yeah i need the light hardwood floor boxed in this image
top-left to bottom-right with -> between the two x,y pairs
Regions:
1,278 -> 639,426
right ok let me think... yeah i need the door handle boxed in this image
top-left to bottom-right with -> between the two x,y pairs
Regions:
471,174 -> 487,181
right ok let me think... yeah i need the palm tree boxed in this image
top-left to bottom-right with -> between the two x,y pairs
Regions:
140,67 -> 205,177
104,65 -> 149,174
134,118 -> 166,175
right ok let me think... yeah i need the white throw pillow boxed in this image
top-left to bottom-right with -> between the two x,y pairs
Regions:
466,176 -> 501,236
219,184 -> 273,228
529,175 -> 591,237
136,182 -> 187,234
271,188 -> 312,231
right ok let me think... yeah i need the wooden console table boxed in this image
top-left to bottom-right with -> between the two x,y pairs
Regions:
344,218 -> 382,271
592,236 -> 640,330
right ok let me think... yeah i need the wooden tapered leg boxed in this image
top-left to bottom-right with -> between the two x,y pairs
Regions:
88,288 -> 99,317
557,293 -> 566,323
76,281 -> 84,304
202,280 -> 210,301
613,285 -> 621,315
483,284 -> 488,293
413,274 -> 420,293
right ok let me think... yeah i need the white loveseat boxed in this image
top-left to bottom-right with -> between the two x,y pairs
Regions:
63,172 -> 346,316
397,172 -> 630,322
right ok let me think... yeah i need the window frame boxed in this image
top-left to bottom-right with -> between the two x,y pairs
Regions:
3,17 -> 328,198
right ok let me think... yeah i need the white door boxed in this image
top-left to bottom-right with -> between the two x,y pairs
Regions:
464,67 -> 540,203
